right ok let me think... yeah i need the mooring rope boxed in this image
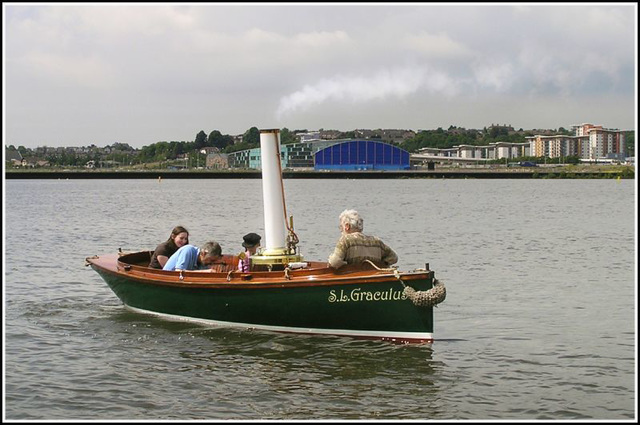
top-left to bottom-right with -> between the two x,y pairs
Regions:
362,259 -> 398,273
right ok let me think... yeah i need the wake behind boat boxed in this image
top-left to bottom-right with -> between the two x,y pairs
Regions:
86,129 -> 445,343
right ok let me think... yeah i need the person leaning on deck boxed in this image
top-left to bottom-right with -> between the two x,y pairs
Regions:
327,209 -> 398,270
163,241 -> 222,271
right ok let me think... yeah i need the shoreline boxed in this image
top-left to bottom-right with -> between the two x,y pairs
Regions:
4,168 -> 635,179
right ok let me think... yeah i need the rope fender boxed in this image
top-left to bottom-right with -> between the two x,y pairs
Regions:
403,279 -> 446,307
359,260 -> 446,307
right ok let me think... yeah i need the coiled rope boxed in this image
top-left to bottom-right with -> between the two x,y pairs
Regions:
403,279 -> 446,307
363,260 -> 446,308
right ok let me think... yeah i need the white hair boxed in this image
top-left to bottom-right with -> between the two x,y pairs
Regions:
339,209 -> 363,232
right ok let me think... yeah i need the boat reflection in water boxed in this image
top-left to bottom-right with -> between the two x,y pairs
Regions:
86,129 -> 445,344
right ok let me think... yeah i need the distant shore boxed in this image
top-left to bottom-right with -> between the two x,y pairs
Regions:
4,166 -> 635,179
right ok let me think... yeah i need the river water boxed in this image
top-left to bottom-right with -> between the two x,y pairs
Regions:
3,178 -> 637,420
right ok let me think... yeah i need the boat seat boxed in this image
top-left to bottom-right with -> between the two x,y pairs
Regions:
205,254 -> 238,273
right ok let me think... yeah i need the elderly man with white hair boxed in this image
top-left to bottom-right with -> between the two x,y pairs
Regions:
328,209 -> 398,269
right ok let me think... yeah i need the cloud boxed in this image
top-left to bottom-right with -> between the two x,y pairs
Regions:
403,31 -> 471,59
17,51 -> 115,89
293,30 -> 351,48
472,62 -> 515,92
4,4 -> 636,147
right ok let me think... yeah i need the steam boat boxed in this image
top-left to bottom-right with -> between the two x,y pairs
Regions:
86,129 -> 445,343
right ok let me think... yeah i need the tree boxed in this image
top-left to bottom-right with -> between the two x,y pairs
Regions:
207,130 -> 233,149
624,131 -> 634,156
242,127 -> 260,146
194,130 -> 208,150
489,126 -> 508,138
110,142 -> 134,151
280,128 -> 297,145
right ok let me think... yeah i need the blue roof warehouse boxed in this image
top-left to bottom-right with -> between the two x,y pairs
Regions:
227,139 -> 411,171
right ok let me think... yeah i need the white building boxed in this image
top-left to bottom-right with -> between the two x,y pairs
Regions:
416,142 -> 529,161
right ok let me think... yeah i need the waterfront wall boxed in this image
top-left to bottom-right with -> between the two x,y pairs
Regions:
4,168 -> 634,179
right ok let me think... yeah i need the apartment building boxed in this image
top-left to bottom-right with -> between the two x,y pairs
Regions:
527,135 -> 586,159
528,124 -> 626,160
586,127 -> 626,159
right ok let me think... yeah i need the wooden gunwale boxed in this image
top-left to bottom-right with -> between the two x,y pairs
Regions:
88,253 -> 434,290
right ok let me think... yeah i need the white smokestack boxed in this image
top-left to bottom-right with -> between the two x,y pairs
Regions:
259,129 -> 287,255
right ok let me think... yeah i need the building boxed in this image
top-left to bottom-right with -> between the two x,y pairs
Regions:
416,147 -> 458,159
495,142 -> 530,159
206,152 -> 229,169
226,139 -> 410,170
457,144 -> 487,159
227,139 -> 339,169
416,142 -> 529,162
528,124 -> 626,160
20,157 -> 50,168
585,127 -> 626,160
282,140 -> 336,168
314,140 -> 410,170
526,135 -> 586,159
227,147 -> 261,169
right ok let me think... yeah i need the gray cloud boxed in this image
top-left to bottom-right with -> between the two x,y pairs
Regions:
4,4 -> 636,148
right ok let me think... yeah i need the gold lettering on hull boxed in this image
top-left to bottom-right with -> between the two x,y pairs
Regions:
328,287 -> 407,303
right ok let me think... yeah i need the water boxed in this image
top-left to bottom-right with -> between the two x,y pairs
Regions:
3,178 -> 637,420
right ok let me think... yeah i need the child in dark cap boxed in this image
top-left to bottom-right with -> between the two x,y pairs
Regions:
237,233 -> 261,272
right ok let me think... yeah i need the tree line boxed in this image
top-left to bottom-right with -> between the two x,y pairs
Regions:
6,125 -> 634,167
136,127 -> 301,164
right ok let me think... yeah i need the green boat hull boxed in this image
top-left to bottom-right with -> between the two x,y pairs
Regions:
89,252 -> 439,343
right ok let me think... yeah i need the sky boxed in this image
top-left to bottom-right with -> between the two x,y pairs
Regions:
3,3 -> 638,149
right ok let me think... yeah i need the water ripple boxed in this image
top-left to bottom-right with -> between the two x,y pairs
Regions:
4,179 -> 636,420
